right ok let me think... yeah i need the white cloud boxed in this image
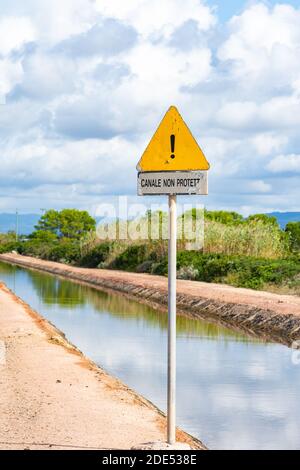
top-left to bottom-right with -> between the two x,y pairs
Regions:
248,180 -> 272,194
0,136 -> 135,183
0,16 -> 35,100
123,42 -> 212,100
11,52 -> 77,101
0,134 -> 140,195
95,0 -> 215,38
218,3 -> 300,77
216,101 -> 258,130
267,154 -> 300,173
56,19 -> 138,58
252,134 -> 287,157
0,58 -> 23,98
0,16 -> 35,55
259,95 -> 300,129
13,0 -> 97,45
0,1 -> 300,213
200,136 -> 241,176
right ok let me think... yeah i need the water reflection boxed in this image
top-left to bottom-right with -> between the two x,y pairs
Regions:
25,266 -> 256,341
0,261 -> 298,450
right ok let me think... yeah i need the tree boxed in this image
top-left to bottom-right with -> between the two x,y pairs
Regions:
59,209 -> 96,239
205,210 -> 244,225
34,209 -> 96,240
285,222 -> 300,252
247,213 -> 279,228
30,230 -> 58,242
34,210 -> 61,236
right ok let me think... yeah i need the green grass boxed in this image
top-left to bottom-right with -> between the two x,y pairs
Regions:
204,220 -> 288,258
110,248 -> 300,292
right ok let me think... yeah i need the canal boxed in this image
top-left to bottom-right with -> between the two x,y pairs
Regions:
0,261 -> 299,450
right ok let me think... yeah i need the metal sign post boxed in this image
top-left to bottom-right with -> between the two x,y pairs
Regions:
168,194 -> 177,444
136,106 -> 210,446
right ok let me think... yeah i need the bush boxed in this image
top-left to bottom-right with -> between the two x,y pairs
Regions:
19,239 -> 80,264
246,213 -> 279,227
0,242 -> 19,254
151,251 -> 300,290
18,240 -> 56,259
47,240 -> 81,263
205,210 -> 244,225
286,222 -> 300,252
152,259 -> 168,276
29,230 -> 58,242
136,260 -> 154,273
80,242 -> 112,268
111,244 -> 149,271
177,265 -> 199,280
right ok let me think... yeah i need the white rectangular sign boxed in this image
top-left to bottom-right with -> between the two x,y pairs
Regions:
138,171 -> 208,196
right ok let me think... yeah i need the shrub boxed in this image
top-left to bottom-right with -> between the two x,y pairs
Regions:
177,266 -> 199,280
80,242 -> 112,268
136,260 -> 154,273
111,244 -> 149,271
19,238 -> 80,264
204,220 -> 288,258
205,210 -> 244,225
47,240 -> 81,263
152,259 -> 168,276
246,213 -> 279,227
29,230 -> 58,242
286,222 -> 300,252
151,251 -> 300,290
0,242 -> 20,254
18,240 -> 55,259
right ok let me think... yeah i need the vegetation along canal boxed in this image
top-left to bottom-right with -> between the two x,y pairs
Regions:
1,261 -> 299,450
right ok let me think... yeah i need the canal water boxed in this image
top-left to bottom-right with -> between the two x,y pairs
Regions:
0,261 -> 299,450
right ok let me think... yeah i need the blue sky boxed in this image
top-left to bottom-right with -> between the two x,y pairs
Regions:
208,0 -> 251,21
209,0 -> 300,21
0,0 -> 300,215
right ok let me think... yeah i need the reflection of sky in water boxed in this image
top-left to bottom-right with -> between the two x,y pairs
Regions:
0,262 -> 299,450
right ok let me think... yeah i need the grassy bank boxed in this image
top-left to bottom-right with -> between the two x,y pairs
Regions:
1,210 -> 299,294
78,241 -> 299,292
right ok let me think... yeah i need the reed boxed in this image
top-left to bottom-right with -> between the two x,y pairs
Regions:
204,220 -> 287,259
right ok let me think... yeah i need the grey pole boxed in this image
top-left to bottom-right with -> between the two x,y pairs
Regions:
168,194 -> 177,445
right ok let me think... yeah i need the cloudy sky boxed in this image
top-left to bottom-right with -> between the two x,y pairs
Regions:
0,0 -> 300,216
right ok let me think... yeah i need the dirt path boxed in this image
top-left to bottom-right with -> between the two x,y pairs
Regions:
0,283 -> 203,450
1,254 -> 300,345
1,253 -> 299,316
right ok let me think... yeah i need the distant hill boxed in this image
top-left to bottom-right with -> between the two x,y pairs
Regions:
266,212 -> 300,228
0,213 -> 40,235
0,213 -> 104,235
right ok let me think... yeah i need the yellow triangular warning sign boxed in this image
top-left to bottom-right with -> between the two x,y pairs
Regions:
137,106 -> 210,172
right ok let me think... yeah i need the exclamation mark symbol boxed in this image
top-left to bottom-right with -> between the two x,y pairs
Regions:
170,134 -> 175,159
